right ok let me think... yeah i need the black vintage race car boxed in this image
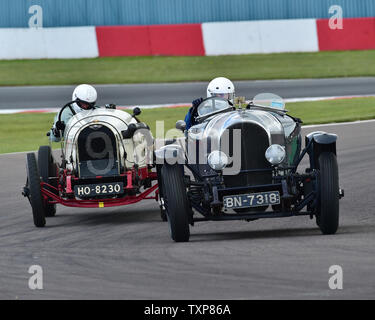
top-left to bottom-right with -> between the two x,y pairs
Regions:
156,94 -> 344,242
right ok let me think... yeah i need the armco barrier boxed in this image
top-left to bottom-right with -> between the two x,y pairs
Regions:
0,18 -> 375,59
148,24 -> 205,56
0,27 -> 98,59
96,24 -> 205,56
317,17 -> 375,51
202,19 -> 319,55
96,26 -> 151,56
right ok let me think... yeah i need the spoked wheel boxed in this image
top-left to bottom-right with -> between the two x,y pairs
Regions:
161,164 -> 190,242
38,146 -> 57,217
316,152 -> 339,235
26,153 -> 46,227
156,164 -> 167,222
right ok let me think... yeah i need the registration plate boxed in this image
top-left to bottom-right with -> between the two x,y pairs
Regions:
74,182 -> 124,197
223,191 -> 280,209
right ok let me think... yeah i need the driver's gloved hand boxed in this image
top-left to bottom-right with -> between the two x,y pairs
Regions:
55,120 -> 65,131
192,97 -> 203,108
105,103 -> 116,109
52,127 -> 61,138
53,121 -> 65,137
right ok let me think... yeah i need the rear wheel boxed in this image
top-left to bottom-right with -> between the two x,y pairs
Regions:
38,146 -> 56,217
26,153 -> 46,227
161,164 -> 190,242
317,152 -> 339,234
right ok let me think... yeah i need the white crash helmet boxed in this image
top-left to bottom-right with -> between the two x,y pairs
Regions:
206,77 -> 235,102
72,84 -> 97,111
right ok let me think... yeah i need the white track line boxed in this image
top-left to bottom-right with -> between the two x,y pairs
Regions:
302,118 -> 375,128
0,103 -> 191,114
285,94 -> 375,103
1,94 -> 374,114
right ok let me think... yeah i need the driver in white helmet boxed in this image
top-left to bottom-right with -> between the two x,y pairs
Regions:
49,84 -> 98,142
184,77 -> 235,130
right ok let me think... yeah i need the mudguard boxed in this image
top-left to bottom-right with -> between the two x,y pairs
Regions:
154,144 -> 185,165
305,131 -> 338,168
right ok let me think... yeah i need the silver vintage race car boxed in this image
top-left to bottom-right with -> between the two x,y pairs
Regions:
23,103 -> 157,227
156,94 -> 344,242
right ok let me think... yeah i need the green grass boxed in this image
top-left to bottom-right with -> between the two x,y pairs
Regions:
289,97 -> 375,124
2,50 -> 375,86
0,108 -> 189,154
1,97 -> 374,154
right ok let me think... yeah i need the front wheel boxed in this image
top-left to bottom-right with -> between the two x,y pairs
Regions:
26,153 -> 46,227
38,146 -> 57,217
161,164 -> 190,242
317,152 -> 339,234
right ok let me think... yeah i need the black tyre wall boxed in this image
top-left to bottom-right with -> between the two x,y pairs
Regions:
161,164 -> 190,242
317,152 -> 339,234
38,146 -> 56,217
26,153 -> 46,227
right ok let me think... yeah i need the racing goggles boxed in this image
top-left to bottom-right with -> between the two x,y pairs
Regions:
212,93 -> 234,101
76,99 -> 96,110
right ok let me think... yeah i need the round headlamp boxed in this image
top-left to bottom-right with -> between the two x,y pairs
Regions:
265,144 -> 285,165
208,150 -> 228,170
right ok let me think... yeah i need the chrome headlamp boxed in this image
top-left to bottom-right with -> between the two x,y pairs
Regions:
265,144 -> 285,165
208,150 -> 228,170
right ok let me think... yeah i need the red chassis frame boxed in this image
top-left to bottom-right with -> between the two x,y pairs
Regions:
40,168 -> 159,208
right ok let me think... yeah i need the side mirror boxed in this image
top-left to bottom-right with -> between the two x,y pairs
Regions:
133,107 -> 141,116
176,120 -> 186,132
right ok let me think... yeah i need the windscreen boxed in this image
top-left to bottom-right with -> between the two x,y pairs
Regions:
197,97 -> 231,117
252,93 -> 285,111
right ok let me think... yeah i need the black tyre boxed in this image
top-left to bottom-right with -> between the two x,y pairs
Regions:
156,164 -> 167,221
26,153 -> 46,227
317,152 -> 339,235
38,146 -> 56,217
161,164 -> 190,242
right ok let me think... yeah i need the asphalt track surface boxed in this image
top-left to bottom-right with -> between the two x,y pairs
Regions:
0,120 -> 374,299
1,77 -> 375,109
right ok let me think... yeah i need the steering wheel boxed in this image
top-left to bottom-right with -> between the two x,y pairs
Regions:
55,101 -> 77,131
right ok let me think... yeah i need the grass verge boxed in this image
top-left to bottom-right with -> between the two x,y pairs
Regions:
0,97 -> 374,154
2,50 -> 375,86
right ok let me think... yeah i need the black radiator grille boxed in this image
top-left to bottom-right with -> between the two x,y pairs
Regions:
77,125 -> 119,178
223,122 -> 272,188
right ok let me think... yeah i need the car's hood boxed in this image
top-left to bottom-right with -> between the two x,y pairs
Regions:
64,108 -> 136,139
63,108 -> 151,172
189,109 -> 285,145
